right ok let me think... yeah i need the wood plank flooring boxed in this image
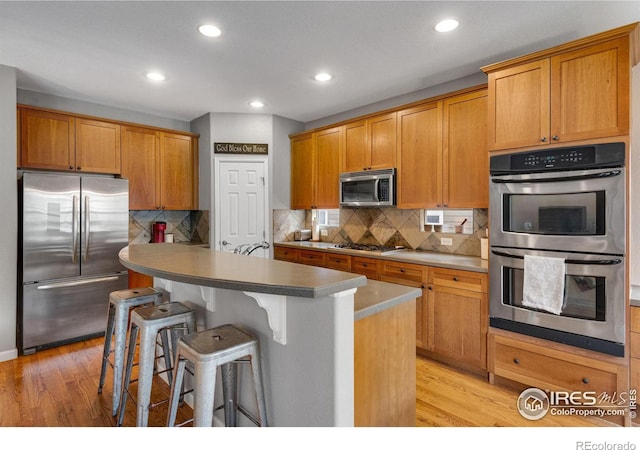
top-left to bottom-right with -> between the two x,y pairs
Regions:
0,337 -> 613,427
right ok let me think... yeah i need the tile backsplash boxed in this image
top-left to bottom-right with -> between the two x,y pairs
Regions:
273,207 -> 488,257
129,210 -> 209,244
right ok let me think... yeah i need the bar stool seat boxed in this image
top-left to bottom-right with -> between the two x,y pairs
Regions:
98,287 -> 163,416
118,301 -> 197,427
167,324 -> 268,427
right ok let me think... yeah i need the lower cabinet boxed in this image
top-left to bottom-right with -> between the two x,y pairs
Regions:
274,245 -> 488,371
488,327 -> 629,426
427,267 -> 488,370
128,270 -> 153,289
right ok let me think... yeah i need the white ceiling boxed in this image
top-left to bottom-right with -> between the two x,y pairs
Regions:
1,1 -> 640,124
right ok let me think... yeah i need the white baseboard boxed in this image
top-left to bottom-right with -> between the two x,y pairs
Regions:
0,348 -> 18,363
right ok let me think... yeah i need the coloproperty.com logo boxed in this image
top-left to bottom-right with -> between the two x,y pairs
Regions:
517,387 -> 637,420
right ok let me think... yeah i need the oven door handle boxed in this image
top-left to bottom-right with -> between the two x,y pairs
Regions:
491,169 -> 622,184
490,250 -> 622,265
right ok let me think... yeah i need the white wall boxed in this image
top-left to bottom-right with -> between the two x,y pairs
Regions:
0,65 -> 17,361
630,65 -> 640,300
272,115 -> 304,210
190,113 -> 212,212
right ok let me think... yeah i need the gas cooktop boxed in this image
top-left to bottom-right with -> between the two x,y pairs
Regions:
333,243 -> 406,255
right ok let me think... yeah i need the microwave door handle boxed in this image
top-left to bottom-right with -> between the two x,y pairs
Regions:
374,179 -> 380,202
491,169 -> 622,184
491,250 -> 621,265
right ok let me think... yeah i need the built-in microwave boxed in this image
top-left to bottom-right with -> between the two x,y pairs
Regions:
339,168 -> 396,207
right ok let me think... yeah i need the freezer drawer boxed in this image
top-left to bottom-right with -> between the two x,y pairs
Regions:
20,273 -> 128,354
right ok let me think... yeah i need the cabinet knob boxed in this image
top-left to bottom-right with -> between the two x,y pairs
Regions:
513,358 -> 520,365
421,284 -> 426,289
443,204 -> 448,207
427,286 -> 432,290
541,137 -> 547,142
453,277 -> 458,282
436,203 -> 441,207
582,377 -> 589,384
400,268 -> 405,273
69,166 -> 74,170
362,263 -> 367,267
77,167 -> 81,170
552,135 -> 560,141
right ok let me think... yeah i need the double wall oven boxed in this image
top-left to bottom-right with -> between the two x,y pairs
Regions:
489,142 -> 626,356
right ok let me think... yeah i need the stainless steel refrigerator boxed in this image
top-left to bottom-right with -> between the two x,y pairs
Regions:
18,172 -> 129,354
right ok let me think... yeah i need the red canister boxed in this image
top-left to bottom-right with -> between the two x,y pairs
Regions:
152,222 -> 166,243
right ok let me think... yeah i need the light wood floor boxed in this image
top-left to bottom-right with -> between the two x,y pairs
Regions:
0,337 -> 612,427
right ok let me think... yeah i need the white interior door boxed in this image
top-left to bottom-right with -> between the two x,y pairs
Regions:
215,158 -> 269,257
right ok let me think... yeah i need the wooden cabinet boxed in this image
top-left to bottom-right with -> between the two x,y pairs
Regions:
427,267 -> 488,369
442,89 -> 488,208
19,107 -> 121,174
128,270 -> 153,289
484,25 -> 635,151
488,327 -> 628,425
121,126 -> 198,210
274,246 -> 299,263
343,112 -> 396,172
396,101 -> 442,208
290,127 -> 341,210
298,249 -> 327,267
325,253 -> 352,271
379,260 -> 428,350
351,256 -> 380,280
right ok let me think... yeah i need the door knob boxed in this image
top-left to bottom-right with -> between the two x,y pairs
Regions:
221,240 -> 230,246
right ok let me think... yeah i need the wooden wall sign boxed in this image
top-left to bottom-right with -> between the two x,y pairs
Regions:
214,142 -> 268,154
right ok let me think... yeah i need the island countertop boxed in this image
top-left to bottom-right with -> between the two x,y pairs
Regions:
119,244 -> 367,298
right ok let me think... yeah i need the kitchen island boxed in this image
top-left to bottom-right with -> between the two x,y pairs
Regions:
119,244 -> 419,426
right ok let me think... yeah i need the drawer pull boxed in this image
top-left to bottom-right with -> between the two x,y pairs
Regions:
362,263 -> 368,267
582,378 -> 589,384
513,358 -> 520,365
400,268 -> 405,273
453,277 -> 458,282
421,284 -> 426,289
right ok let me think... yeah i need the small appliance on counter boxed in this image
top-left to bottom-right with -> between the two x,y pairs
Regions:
294,229 -> 312,241
152,221 -> 166,243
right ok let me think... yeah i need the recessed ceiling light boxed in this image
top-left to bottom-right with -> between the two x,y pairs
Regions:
198,24 -> 222,37
314,72 -> 332,82
435,19 -> 459,33
249,100 -> 265,108
146,72 -> 165,81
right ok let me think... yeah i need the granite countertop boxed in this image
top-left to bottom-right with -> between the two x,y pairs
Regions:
354,279 -> 421,321
275,241 -> 488,273
119,244 -> 366,298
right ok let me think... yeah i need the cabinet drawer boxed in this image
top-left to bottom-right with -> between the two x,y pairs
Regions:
630,332 -> 640,359
493,339 -> 616,394
274,246 -> 298,263
326,253 -> 352,271
380,261 -> 426,287
352,257 -> 379,279
430,267 -> 487,293
298,249 -> 326,267
631,307 -> 640,333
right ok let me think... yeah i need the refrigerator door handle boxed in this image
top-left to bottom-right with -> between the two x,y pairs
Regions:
72,195 -> 79,264
36,276 -> 120,290
83,195 -> 90,263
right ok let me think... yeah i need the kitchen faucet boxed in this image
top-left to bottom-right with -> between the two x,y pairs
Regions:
233,241 -> 270,255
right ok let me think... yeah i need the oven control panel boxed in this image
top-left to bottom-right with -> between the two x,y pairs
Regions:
512,147 -> 596,170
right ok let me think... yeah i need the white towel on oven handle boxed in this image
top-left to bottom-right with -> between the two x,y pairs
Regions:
522,254 -> 565,315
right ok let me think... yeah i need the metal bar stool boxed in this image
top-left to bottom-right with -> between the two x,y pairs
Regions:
118,301 -> 197,427
98,287 -> 164,416
166,324 -> 268,427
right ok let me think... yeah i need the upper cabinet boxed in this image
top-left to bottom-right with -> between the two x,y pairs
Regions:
19,107 -> 121,174
343,112 -> 396,172
290,127 -> 342,210
396,87 -> 488,209
397,102 -> 443,209
483,23 -> 637,151
121,126 -> 198,211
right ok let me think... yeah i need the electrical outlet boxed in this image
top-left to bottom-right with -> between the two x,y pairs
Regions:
321,229 -> 328,237
441,237 -> 453,246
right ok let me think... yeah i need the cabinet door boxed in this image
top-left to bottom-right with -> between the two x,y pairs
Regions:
290,133 -> 315,209
159,133 -> 197,210
75,118 -> 121,174
397,102 -> 442,208
273,246 -> 298,262
443,90 -> 488,208
20,108 -> 75,170
121,126 -> 159,210
343,120 -> 368,172
369,112 -> 396,170
315,127 -> 341,208
351,256 -> 380,279
550,37 -> 629,143
428,284 -> 487,369
487,60 -> 550,151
